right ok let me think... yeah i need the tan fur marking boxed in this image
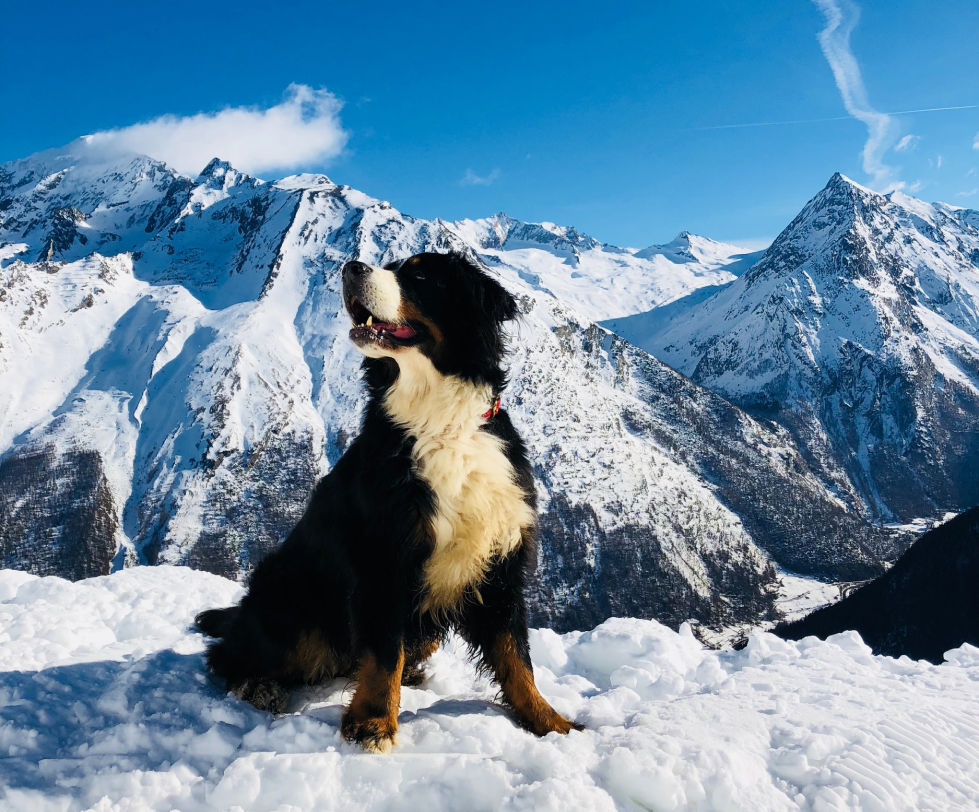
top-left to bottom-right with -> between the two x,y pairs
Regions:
382,350 -> 536,612
284,630 -> 347,684
341,649 -> 405,753
489,633 -> 578,736
405,637 -> 440,667
402,637 -> 441,685
398,300 -> 444,345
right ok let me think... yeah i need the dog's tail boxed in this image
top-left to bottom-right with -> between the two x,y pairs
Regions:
195,606 -> 241,638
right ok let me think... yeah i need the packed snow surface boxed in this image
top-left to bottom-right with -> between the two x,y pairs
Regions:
2,568 -> 979,811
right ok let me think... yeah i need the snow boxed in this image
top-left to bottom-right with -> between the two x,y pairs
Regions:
445,215 -> 758,322
2,567 -> 979,811
775,570 -> 845,623
0,243 -> 28,267
636,175 -> 979,403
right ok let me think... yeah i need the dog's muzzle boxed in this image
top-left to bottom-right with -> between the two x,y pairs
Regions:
342,261 -> 419,350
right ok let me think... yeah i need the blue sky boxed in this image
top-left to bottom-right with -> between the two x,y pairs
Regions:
1,0 -> 976,248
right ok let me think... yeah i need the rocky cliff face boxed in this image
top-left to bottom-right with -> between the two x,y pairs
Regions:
0,145 -> 927,632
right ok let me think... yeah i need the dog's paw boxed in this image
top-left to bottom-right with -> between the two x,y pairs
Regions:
400,663 -> 426,687
524,709 -> 584,736
233,679 -> 291,715
540,714 -> 582,736
341,713 -> 398,753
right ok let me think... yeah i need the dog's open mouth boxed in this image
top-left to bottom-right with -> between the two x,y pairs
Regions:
347,297 -> 420,346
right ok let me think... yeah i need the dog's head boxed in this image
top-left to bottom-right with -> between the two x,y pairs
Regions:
342,252 -> 517,390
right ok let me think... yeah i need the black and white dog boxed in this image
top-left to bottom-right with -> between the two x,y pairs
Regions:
196,251 -> 579,752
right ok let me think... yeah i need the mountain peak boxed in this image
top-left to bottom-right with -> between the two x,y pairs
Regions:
197,157 -> 240,181
822,172 -> 879,200
640,167 -> 979,522
273,173 -> 335,192
193,158 -> 261,192
750,172 -> 885,267
636,231 -> 743,263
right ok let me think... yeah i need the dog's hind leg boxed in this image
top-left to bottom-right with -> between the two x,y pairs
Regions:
401,634 -> 442,686
401,617 -> 444,686
195,606 -> 241,638
202,604 -> 302,714
209,624 -> 351,715
231,678 -> 291,714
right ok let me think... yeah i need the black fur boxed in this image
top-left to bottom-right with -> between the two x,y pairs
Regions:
195,252 -> 575,744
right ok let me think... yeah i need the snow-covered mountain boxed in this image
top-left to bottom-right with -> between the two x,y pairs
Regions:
448,215 -> 758,321
618,173 -> 979,522
0,144 -> 908,634
3,565 -> 979,811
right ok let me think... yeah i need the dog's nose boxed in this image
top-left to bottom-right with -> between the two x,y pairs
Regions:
343,260 -> 370,278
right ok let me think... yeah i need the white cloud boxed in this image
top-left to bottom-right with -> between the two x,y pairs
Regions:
957,188 -> 979,198
973,131 -> 979,150
812,0 -> 901,190
82,84 -> 348,176
937,154 -> 944,169
460,168 -> 501,187
894,134 -> 920,153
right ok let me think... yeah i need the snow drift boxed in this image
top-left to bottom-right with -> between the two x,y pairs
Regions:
2,566 -> 979,811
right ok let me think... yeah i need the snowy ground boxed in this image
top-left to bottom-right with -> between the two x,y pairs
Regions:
2,568 -> 979,811
774,572 -> 846,624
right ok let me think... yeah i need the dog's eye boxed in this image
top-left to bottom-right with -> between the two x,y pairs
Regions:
409,268 -> 441,286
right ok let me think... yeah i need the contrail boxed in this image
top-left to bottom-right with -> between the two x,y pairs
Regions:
694,105 -> 977,131
812,0 -> 896,189
890,105 -> 977,115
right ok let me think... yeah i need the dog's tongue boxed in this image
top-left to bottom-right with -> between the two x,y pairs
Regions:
381,323 -> 416,339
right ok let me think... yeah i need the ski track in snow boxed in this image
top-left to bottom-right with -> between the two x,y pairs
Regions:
2,567 -> 979,811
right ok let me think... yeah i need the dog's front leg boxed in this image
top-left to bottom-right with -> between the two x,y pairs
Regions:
484,628 -> 580,736
340,575 -> 409,752
341,642 -> 405,753
460,565 -> 581,736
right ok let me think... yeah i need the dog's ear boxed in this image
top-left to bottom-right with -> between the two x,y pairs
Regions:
458,255 -> 517,324
481,274 -> 518,324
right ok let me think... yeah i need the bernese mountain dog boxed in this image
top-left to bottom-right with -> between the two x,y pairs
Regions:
195,251 -> 580,752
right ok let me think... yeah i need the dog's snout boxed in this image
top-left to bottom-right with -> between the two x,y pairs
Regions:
343,260 -> 370,279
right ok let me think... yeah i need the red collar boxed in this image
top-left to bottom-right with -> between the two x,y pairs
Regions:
481,395 -> 501,420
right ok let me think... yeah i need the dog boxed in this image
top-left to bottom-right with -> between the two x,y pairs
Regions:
195,251 -> 580,752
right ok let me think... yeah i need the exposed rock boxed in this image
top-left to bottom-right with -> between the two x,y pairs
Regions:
0,447 -> 116,579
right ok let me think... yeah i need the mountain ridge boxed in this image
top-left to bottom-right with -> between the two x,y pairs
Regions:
0,142 -> 950,634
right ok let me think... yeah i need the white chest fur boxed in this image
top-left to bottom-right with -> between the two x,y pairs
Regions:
383,354 -> 536,612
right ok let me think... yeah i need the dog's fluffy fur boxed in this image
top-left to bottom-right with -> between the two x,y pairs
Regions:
196,251 -> 579,752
